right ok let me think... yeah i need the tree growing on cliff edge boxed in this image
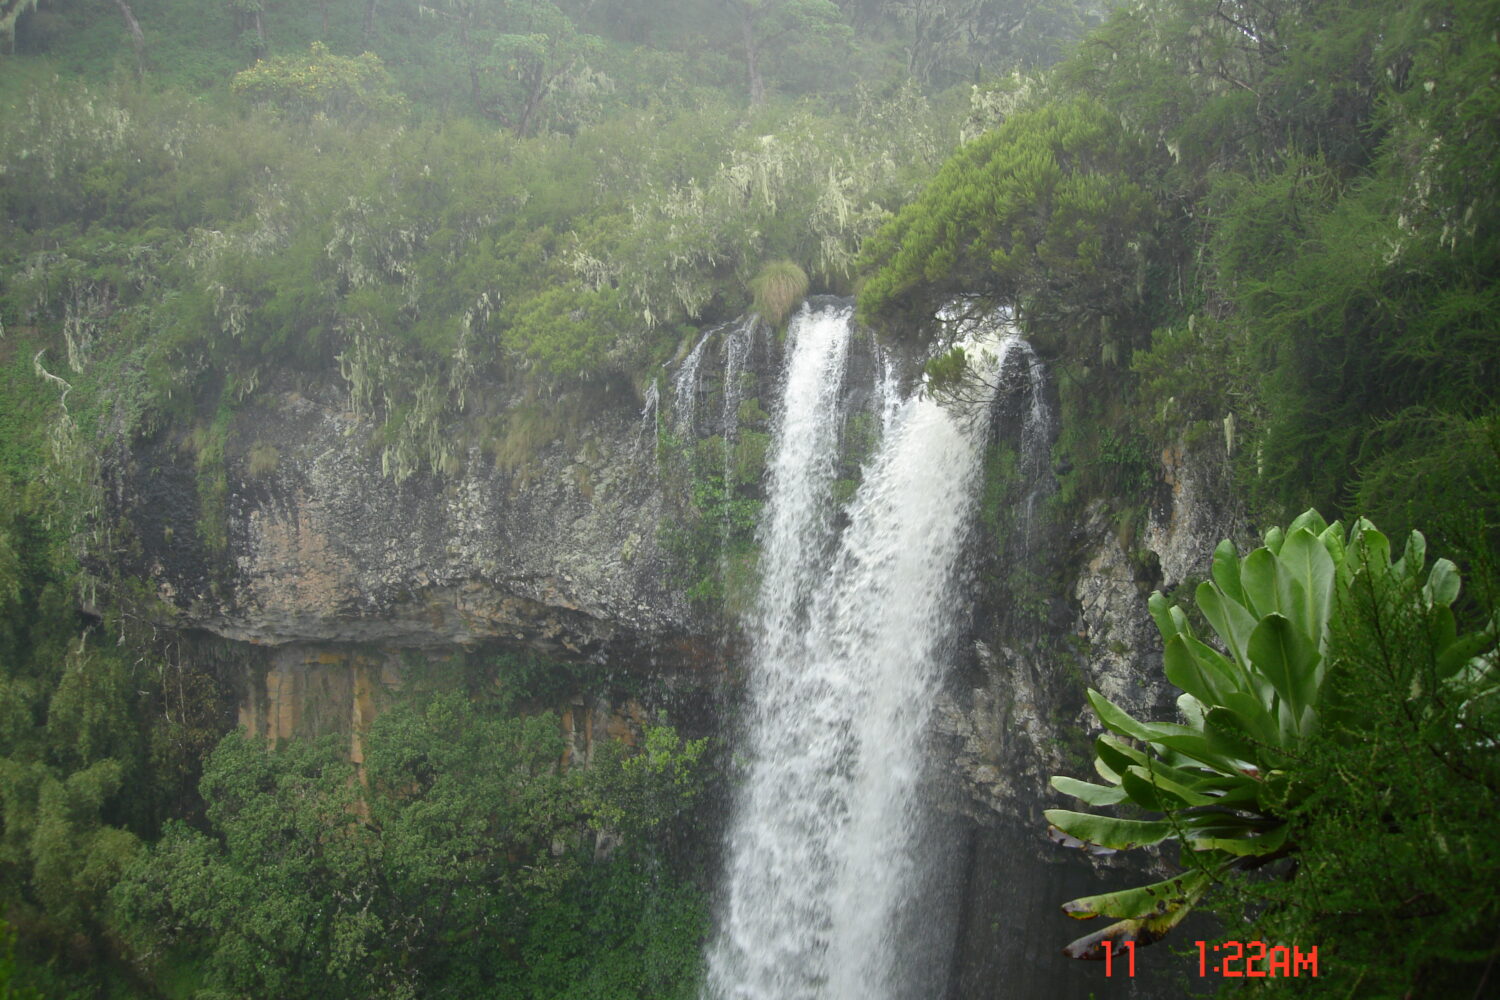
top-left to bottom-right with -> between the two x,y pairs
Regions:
855,96 -> 1160,353
1046,511 -> 1500,997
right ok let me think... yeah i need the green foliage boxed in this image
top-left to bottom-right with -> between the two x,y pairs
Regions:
0,918 -> 40,1000
1210,538 -> 1500,997
660,455 -> 763,612
0,66 -> 955,480
505,282 -> 637,379
858,0 -> 1499,548
858,96 -> 1158,343
1047,512 -> 1499,980
114,695 -> 713,998
231,41 -> 407,119
748,259 -> 808,326
518,860 -> 707,1000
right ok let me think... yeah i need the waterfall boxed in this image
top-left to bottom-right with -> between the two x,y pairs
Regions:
639,376 -> 660,457
673,329 -> 714,437
720,314 -> 760,450
705,303 -> 1017,1000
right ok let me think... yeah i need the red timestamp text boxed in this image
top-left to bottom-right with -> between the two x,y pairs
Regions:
1096,939 -> 1318,979
1197,940 -> 1318,978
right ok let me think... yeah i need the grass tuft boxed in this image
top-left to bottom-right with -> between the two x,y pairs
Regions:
749,260 -> 809,326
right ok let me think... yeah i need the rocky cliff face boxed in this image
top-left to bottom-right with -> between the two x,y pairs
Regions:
126,377 -> 700,666
938,420 -> 1246,998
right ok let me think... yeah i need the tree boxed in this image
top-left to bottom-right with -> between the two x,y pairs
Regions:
883,0 -> 1093,86
1045,511 -> 1499,981
114,694 -> 713,997
231,42 -> 408,119
721,0 -> 847,105
226,0 -> 268,55
857,96 -> 1158,348
419,0 -> 606,133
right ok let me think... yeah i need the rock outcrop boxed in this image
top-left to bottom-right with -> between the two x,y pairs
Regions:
126,378 -> 693,665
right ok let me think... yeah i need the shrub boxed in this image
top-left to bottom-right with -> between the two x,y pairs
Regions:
1046,510 -> 1498,987
231,42 -> 407,120
748,259 -> 809,326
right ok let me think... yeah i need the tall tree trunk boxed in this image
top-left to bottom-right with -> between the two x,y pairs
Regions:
362,0 -> 377,44
740,14 -> 765,106
111,0 -> 145,74
458,17 -> 481,108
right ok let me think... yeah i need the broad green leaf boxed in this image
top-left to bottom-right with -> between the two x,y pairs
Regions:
1176,692 -> 1206,727
1124,764 -> 1217,807
1088,691 -> 1208,748
1287,509 -> 1328,536
1150,730 -> 1254,776
1119,767 -> 1169,810
1044,810 -> 1175,850
1222,691 -> 1283,747
1164,633 -> 1240,706
1211,538 -> 1247,606
1195,582 -> 1257,671
1061,869 -> 1210,921
1262,525 -> 1284,555
1274,527 -> 1335,643
1247,613 -> 1321,735
1240,547 -> 1279,619
1394,529 -> 1427,583
1125,754 -> 1225,791
1202,706 -> 1265,768
1194,775 -> 1264,807
1095,734 -> 1150,778
1318,520 -> 1346,569
1189,824 -> 1288,857
1052,775 -> 1128,806
1436,621 -> 1498,680
1427,558 -> 1460,606
1090,692 -> 1251,774
1148,591 -> 1181,641
1347,523 -> 1391,585
1093,754 -> 1123,786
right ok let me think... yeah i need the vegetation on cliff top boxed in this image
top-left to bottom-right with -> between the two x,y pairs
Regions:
857,0 -> 1500,552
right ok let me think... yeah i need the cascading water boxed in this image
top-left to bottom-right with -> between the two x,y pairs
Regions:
639,377 -> 661,457
673,329 -> 714,436
705,303 -> 1019,1000
719,314 -> 761,450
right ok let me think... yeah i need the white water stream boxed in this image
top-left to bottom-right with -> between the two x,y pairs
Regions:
705,304 -> 1017,1000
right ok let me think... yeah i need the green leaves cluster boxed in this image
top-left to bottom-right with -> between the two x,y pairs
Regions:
858,96 -> 1156,339
114,693 -> 713,999
1,68 -> 955,481
856,0 -> 1500,549
1046,512 -> 1498,965
231,41 -> 407,118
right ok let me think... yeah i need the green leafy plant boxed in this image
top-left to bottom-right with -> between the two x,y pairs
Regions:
1046,511 -> 1497,959
231,42 -> 408,119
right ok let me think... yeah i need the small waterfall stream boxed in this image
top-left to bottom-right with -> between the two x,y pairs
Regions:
705,303 -> 1025,1000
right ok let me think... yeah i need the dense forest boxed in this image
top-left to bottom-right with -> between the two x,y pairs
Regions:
0,0 -> 1496,997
